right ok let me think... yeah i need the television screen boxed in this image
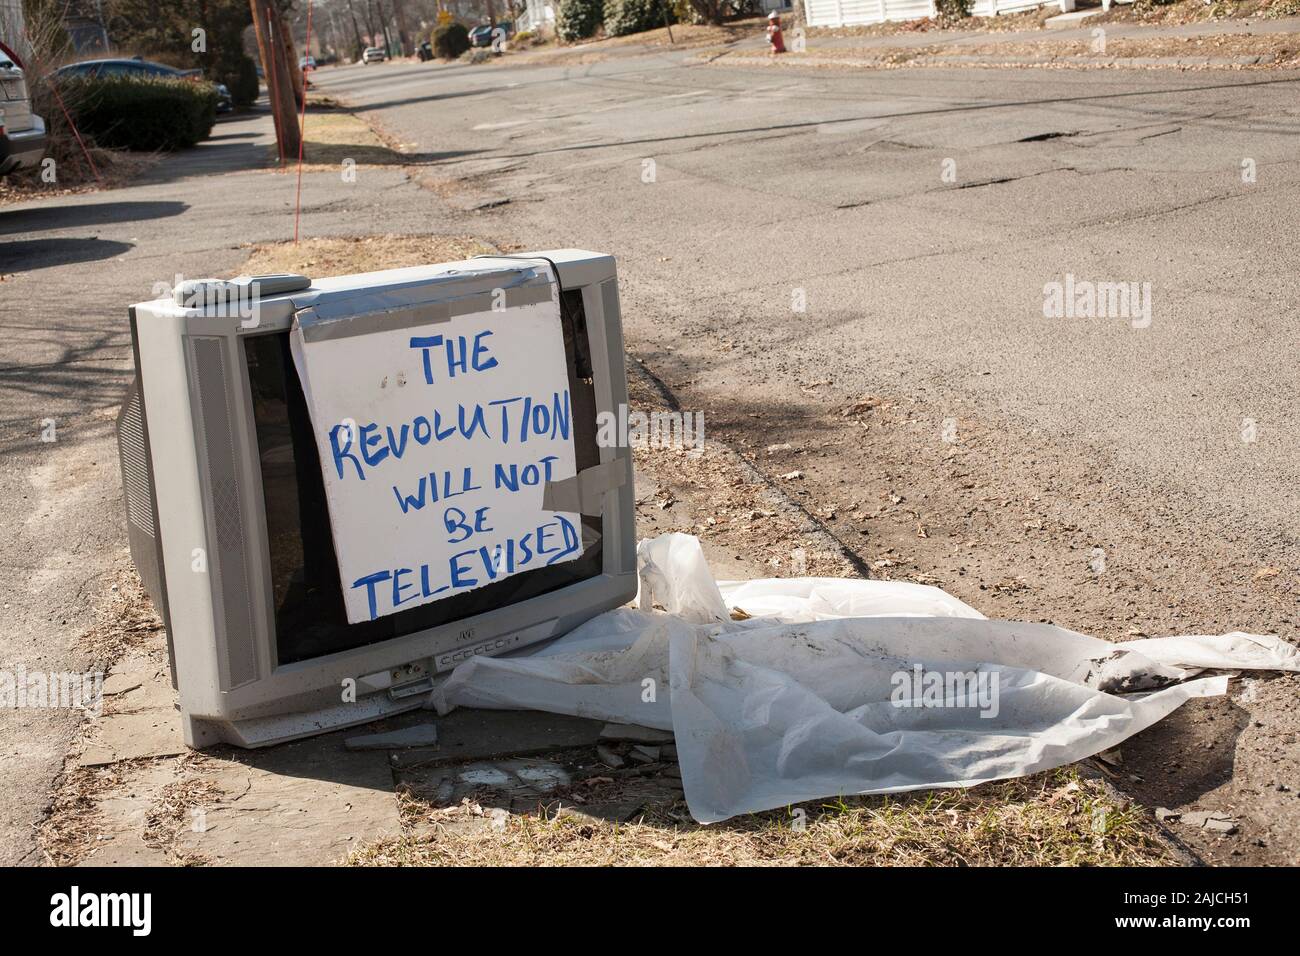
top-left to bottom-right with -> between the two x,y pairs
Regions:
244,288 -> 605,665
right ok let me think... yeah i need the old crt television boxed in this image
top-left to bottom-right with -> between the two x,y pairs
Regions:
116,250 -> 637,748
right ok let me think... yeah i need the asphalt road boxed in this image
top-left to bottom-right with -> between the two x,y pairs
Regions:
314,52 -> 1300,560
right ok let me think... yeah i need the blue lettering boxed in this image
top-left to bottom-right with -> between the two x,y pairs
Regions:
351,570 -> 392,620
393,476 -> 428,513
329,424 -> 365,481
409,335 -> 444,384
359,423 -> 389,468
472,331 -> 499,372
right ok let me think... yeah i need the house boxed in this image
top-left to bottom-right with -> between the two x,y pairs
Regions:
516,0 -> 556,34
802,0 -> 1075,28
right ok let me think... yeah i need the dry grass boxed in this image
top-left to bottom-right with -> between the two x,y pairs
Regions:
141,768 -> 223,866
500,18 -> 766,67
77,569 -> 164,669
39,761 -> 137,865
346,766 -> 1172,866
236,234 -> 500,279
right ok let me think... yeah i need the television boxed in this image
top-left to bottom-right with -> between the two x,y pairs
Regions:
116,250 -> 637,747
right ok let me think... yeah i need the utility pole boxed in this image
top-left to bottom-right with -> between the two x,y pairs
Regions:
273,2 -> 305,106
249,0 -> 301,162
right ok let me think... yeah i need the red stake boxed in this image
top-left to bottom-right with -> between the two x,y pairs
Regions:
46,78 -> 101,183
294,1 -> 314,244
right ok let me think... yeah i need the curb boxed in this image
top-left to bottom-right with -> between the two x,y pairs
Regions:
708,52 -> 1279,69
628,355 -> 872,580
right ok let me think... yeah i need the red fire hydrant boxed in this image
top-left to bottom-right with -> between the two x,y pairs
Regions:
767,11 -> 786,55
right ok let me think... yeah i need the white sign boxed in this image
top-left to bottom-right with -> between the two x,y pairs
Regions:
291,281 -> 580,624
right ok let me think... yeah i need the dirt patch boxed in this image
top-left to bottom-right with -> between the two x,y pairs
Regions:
1095,0 -> 1299,26
235,234 -> 501,278
494,18 -> 767,67
716,29 -> 1300,69
805,8 -> 1055,39
642,351 -> 1300,864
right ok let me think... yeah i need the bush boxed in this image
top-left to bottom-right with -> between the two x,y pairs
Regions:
932,0 -> 972,19
62,76 -> 218,152
432,22 -> 471,59
557,0 -> 605,41
604,0 -> 674,36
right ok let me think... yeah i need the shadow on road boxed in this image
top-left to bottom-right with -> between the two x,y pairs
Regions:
0,237 -> 134,272
0,200 -> 188,236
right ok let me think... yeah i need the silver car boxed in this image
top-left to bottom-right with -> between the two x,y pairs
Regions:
0,47 -> 47,176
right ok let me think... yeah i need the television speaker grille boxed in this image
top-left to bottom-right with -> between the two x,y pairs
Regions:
189,336 -> 259,689
116,381 -> 155,538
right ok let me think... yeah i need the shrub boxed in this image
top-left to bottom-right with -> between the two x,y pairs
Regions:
604,0 -> 675,36
432,22 -> 471,59
557,0 -> 605,41
932,0 -> 972,19
62,76 -> 218,152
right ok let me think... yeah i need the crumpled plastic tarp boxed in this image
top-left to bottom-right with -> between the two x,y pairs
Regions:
430,532 -> 1299,823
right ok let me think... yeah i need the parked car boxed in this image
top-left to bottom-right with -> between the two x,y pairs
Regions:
362,46 -> 387,64
299,55 -> 316,72
54,58 -> 233,113
469,22 -> 515,48
0,45 -> 47,176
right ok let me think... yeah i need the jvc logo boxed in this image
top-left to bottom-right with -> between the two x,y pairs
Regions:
49,886 -> 151,937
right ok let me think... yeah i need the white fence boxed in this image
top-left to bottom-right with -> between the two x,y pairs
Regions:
803,0 -> 1071,28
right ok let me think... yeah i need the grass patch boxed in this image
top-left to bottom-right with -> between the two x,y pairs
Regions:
273,110 -> 412,168
346,766 -> 1174,867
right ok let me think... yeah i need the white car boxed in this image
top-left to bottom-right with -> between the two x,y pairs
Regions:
362,47 -> 387,64
0,47 -> 47,176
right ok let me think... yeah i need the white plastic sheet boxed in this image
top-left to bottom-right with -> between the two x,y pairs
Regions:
431,533 -> 1299,823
